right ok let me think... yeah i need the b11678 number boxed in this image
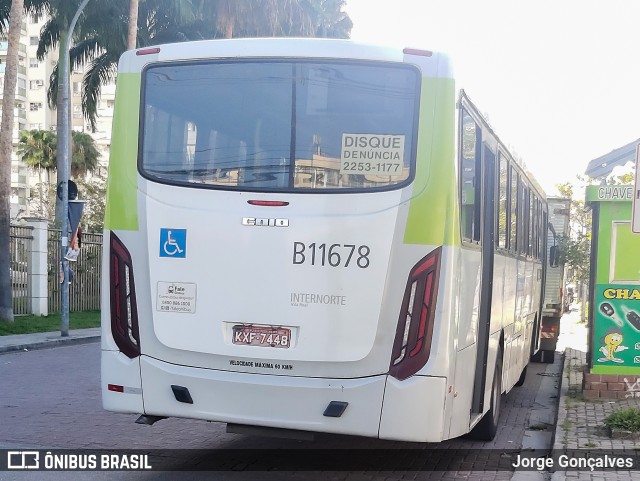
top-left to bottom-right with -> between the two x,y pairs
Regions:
293,242 -> 370,268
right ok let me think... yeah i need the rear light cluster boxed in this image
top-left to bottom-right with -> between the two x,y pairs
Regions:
110,233 -> 140,358
389,247 -> 442,380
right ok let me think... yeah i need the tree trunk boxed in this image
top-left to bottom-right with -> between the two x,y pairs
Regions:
38,167 -> 44,216
0,0 -> 24,322
224,21 -> 233,39
128,0 -> 139,49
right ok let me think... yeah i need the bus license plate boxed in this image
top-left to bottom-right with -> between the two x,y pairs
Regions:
232,325 -> 291,348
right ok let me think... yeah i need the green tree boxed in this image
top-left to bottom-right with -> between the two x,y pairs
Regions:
0,0 -> 24,322
17,129 -> 57,216
70,131 -> 100,177
27,182 -> 57,224
556,180 -> 592,321
556,181 -> 592,280
557,166 -> 636,320
198,0 -> 352,39
18,0 -> 353,132
17,129 -> 99,179
74,172 -> 106,231
17,129 -> 99,221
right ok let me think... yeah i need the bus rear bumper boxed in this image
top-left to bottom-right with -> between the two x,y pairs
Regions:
138,355 -> 386,438
101,350 -> 143,414
103,352 -> 448,442
379,375 -> 447,442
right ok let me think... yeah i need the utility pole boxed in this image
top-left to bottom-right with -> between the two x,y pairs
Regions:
59,0 -> 90,336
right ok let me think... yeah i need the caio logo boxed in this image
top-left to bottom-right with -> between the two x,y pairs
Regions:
242,217 -> 289,227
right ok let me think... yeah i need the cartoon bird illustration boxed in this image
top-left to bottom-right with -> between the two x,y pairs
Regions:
598,327 -> 628,363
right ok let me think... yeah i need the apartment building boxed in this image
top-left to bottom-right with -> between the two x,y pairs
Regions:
0,19 -> 29,219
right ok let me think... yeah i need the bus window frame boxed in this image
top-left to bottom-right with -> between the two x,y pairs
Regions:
496,151 -> 508,251
509,166 -> 519,255
136,58 -> 422,195
459,108 -> 482,246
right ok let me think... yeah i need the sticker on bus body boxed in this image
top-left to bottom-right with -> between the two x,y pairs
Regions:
340,133 -> 405,176
156,281 -> 197,313
159,228 -> 187,258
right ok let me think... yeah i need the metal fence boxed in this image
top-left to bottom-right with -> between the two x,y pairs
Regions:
47,230 -> 103,313
10,225 -> 33,316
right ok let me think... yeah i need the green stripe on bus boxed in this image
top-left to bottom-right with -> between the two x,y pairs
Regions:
404,77 -> 459,246
104,73 -> 141,231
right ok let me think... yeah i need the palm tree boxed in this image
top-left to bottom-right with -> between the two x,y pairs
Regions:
198,0 -> 315,39
200,0 -> 352,39
37,0 -> 202,132
17,129 -> 99,179
70,130 -> 99,178
16,129 -> 98,217
17,129 -> 57,215
0,0 -> 24,322
38,0 -> 352,131
310,0 -> 352,38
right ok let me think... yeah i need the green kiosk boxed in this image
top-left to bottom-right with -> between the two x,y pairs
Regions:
586,185 -> 640,398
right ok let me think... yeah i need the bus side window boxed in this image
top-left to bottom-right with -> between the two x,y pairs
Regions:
509,167 -> 518,253
460,110 -> 481,243
530,193 -> 536,257
538,199 -> 544,259
523,186 -> 530,256
517,177 -> 525,255
497,153 -> 508,249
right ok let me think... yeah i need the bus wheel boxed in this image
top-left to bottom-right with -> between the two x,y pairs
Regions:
469,351 -> 502,441
514,365 -> 527,387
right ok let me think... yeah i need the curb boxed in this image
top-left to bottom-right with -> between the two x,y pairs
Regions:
0,333 -> 100,354
552,349 -> 569,451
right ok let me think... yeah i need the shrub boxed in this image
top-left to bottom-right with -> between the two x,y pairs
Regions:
604,408 -> 640,432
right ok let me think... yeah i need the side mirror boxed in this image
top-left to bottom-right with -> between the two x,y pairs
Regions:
549,245 -> 559,268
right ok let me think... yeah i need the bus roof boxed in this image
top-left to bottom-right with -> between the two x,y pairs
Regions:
118,38 -> 453,79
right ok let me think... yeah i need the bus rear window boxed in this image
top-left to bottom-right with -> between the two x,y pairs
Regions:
140,60 -> 419,192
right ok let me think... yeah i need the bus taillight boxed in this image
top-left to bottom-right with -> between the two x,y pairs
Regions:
110,232 -> 140,358
389,247 -> 442,380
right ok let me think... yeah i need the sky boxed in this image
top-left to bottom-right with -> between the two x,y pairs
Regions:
343,0 -> 640,195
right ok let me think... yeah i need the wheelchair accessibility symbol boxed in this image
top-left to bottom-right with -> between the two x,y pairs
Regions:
159,228 -> 187,258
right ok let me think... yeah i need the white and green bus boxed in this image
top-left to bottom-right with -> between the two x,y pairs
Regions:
101,38 -> 548,442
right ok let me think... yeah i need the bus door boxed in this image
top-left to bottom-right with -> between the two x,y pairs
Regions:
471,141 -> 496,416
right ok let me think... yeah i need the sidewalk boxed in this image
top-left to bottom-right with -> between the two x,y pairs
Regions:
0,327 -> 100,354
552,307 -> 640,480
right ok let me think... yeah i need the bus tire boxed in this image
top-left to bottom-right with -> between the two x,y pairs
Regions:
469,351 -> 502,441
514,365 -> 527,387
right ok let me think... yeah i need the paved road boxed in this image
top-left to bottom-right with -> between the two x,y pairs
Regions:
0,342 -> 558,480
